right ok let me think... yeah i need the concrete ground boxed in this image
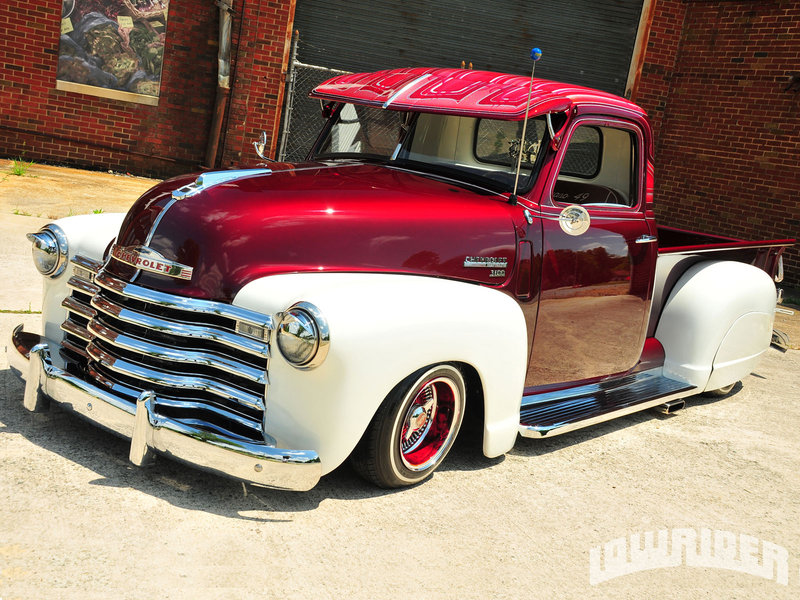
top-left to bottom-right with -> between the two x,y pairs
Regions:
0,158 -> 158,219
1,160 -> 799,599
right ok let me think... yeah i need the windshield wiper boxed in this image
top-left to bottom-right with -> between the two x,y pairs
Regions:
313,153 -> 390,163
388,159 -> 507,196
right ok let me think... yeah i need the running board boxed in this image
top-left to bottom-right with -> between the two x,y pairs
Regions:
519,370 -> 696,438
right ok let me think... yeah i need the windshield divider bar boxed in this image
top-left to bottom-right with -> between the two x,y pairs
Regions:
382,74 -> 433,109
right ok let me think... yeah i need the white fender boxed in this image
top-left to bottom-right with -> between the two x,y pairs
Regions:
655,260 -> 776,391
234,273 -> 528,474
37,213 -> 126,363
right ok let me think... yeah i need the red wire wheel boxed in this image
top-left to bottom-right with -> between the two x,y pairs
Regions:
398,375 -> 461,471
351,364 -> 466,488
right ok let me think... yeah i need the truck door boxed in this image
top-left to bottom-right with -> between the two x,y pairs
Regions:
527,117 -> 657,388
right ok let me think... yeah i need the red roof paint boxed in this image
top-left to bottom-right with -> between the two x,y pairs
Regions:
310,67 -> 644,120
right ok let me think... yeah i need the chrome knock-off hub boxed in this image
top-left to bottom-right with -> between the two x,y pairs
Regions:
401,386 -> 435,454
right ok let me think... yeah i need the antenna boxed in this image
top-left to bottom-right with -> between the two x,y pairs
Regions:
509,47 -> 543,205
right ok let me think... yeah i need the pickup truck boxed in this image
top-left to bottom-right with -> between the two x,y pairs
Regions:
9,67 -> 792,491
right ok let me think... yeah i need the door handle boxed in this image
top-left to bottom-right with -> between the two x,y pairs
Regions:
635,235 -> 657,244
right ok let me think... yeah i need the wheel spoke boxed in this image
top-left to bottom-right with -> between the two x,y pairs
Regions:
401,384 -> 436,453
399,376 -> 459,471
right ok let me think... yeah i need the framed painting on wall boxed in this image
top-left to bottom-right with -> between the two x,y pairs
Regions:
56,0 -> 170,105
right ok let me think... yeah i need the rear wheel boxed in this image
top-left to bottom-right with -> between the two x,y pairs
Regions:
351,364 -> 465,488
702,382 -> 737,397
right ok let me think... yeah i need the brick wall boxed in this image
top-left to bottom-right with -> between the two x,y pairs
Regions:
635,0 -> 800,287
0,1 -> 293,178
220,0 -> 296,167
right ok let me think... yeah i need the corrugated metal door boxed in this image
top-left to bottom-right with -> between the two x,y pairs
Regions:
292,0 -> 644,95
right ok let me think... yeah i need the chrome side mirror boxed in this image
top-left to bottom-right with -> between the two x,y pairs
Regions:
775,255 -> 784,283
253,131 -> 269,160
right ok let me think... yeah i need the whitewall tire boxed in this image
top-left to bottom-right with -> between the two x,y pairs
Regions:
351,364 -> 465,488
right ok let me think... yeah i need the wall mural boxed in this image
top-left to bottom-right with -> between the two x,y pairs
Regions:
57,0 -> 169,105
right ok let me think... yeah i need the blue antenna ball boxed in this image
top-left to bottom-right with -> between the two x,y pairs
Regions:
531,47 -> 543,61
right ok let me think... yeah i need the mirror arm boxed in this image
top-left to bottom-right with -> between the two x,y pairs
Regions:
253,130 -> 276,162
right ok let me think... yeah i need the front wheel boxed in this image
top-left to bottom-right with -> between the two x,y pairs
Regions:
351,364 -> 466,488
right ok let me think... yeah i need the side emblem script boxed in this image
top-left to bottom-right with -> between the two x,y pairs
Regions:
110,244 -> 194,281
463,256 -> 508,269
464,256 -> 508,279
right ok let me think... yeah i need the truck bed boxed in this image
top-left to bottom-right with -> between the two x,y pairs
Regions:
648,225 -> 793,336
658,225 -> 792,265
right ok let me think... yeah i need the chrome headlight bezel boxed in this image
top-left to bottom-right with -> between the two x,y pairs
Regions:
276,301 -> 330,370
27,224 -> 68,278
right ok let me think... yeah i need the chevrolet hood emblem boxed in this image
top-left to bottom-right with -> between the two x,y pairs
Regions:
110,244 -> 194,281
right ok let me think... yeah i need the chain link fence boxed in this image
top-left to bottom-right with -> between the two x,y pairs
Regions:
276,37 -> 597,179
277,36 -> 350,162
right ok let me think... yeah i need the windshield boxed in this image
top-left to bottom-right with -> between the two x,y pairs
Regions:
312,103 -> 548,193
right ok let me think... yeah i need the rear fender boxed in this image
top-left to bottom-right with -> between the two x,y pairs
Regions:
654,260 -> 776,391
233,273 -> 528,474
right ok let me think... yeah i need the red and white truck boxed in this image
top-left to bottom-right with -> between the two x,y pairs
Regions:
10,67 -> 792,490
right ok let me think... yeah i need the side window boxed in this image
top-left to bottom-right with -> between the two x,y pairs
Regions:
561,127 -> 601,178
552,123 -> 638,208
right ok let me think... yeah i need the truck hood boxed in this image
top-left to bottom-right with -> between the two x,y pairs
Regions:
106,163 -> 519,302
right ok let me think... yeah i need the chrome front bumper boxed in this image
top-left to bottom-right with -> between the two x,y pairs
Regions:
8,325 -> 321,491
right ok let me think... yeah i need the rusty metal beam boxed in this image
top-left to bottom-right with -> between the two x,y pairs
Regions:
625,0 -> 658,101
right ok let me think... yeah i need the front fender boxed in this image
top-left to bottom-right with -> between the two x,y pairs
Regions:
35,213 -> 126,364
234,273 -> 527,474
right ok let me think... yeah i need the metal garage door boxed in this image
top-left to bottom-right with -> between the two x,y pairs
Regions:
279,0 -> 644,160
291,0 -> 644,95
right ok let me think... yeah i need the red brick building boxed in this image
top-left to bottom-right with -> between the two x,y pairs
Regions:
0,0 -> 294,176
0,0 -> 797,283
636,0 -> 799,287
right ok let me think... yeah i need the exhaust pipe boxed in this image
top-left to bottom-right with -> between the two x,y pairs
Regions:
654,399 -> 685,414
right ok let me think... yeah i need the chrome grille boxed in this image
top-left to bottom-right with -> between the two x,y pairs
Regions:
60,255 -> 273,442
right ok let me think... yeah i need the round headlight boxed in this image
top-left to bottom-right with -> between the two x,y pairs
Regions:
26,225 -> 68,277
276,302 -> 330,370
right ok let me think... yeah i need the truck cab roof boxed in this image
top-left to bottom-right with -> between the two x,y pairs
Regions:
310,67 -> 646,120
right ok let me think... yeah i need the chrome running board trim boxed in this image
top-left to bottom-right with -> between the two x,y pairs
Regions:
519,370 -> 695,438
